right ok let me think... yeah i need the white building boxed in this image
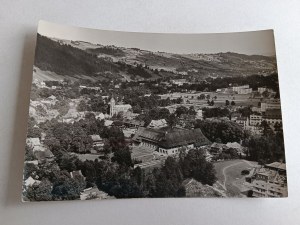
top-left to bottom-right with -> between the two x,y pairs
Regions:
261,99 -> 281,112
147,119 -> 168,129
249,114 -> 262,126
258,87 -> 267,93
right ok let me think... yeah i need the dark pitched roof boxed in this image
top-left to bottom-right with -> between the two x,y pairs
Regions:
265,162 -> 286,171
263,109 -> 282,119
133,127 -> 211,149
159,128 -> 211,149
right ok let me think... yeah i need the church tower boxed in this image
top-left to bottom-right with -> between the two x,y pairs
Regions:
110,97 -> 116,117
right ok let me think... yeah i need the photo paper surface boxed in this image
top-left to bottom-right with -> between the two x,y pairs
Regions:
23,21 -> 287,201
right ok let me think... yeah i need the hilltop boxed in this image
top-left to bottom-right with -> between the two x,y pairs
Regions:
34,34 -> 277,82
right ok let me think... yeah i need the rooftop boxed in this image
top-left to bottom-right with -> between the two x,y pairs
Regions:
133,126 -> 211,149
265,162 -> 286,171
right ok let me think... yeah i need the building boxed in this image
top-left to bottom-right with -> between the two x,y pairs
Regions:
232,85 -> 252,94
80,187 -> 114,200
171,79 -> 187,86
265,162 -> 286,174
26,138 -> 41,149
260,99 -> 281,112
70,170 -> 84,179
196,109 -> 203,120
210,143 -> 224,156
123,119 -> 145,128
258,87 -> 267,93
147,119 -> 168,129
249,114 -> 262,126
79,85 -> 101,91
263,108 -> 282,125
236,116 -> 248,129
109,97 -> 132,117
24,176 -> 41,188
248,162 -> 287,197
231,112 -> 242,122
238,88 -> 252,94
132,127 -> 210,156
89,135 -> 104,148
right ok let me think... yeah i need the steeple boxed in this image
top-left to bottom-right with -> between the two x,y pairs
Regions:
110,97 -> 116,117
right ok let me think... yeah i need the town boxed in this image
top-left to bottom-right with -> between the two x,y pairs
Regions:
22,34 -> 287,201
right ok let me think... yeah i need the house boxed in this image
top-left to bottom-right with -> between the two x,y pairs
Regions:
70,170 -> 84,179
26,138 -> 41,148
89,135 -> 104,148
258,87 -> 267,93
123,128 -> 137,138
123,119 -> 145,128
80,187 -> 114,200
210,143 -> 224,156
132,127 -> 210,156
248,163 -> 287,197
183,178 -> 225,197
24,176 -> 41,187
171,79 -> 187,86
104,119 -> 114,127
265,162 -> 286,174
95,112 -> 105,120
231,112 -> 242,122
225,142 -> 245,156
263,108 -> 282,125
34,149 -> 54,162
24,160 -> 39,165
249,114 -> 262,126
196,110 -> 203,120
147,119 -> 168,129
232,85 -> 251,94
260,99 -> 281,112
236,116 -> 248,129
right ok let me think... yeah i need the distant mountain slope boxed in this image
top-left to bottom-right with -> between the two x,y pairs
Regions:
34,34 -> 277,81
35,34 -> 119,77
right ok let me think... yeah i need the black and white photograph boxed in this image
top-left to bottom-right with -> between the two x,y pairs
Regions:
22,20 -> 287,201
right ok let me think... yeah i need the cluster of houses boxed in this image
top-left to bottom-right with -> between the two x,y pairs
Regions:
229,97 -> 282,135
209,142 -> 246,160
246,162 -> 288,197
26,137 -> 54,163
216,85 -> 276,96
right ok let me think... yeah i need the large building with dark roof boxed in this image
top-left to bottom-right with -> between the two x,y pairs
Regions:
132,126 -> 211,156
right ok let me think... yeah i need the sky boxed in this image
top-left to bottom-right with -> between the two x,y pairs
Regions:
38,20 -> 276,56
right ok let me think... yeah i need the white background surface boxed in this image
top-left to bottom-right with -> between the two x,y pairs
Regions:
0,1 -> 300,225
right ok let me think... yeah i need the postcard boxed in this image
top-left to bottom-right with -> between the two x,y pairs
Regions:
22,21 -> 287,201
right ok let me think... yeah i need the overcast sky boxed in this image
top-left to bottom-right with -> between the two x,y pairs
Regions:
38,20 -> 276,56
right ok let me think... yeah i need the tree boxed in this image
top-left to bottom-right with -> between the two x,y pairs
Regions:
167,113 -> 178,128
198,94 -> 205,100
225,100 -> 230,106
25,145 -> 35,161
260,120 -> 273,137
77,100 -> 88,112
175,106 -> 188,117
54,99 -> 70,116
24,163 -> 38,180
25,179 -> 53,201
231,101 -> 236,106
153,157 -> 184,197
181,149 -> 216,185
194,119 -> 246,143
112,148 -> 133,167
